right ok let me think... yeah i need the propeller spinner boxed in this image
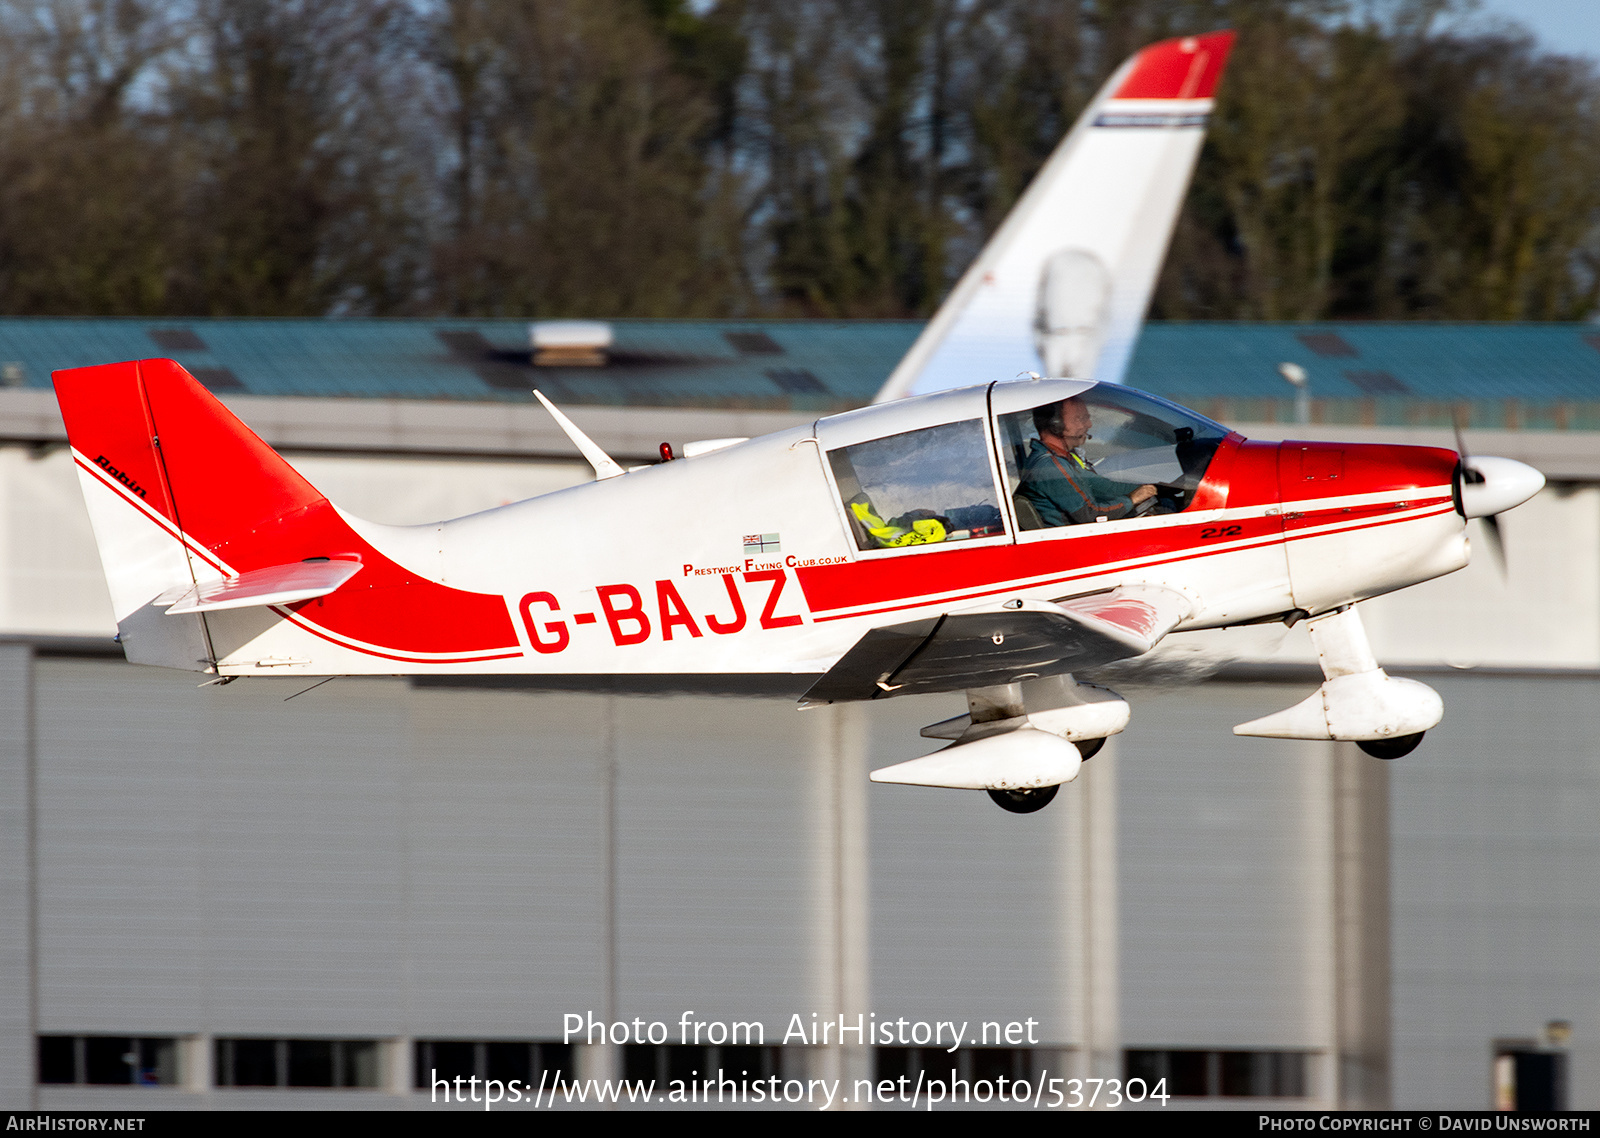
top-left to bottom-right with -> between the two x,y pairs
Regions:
1452,418 -> 1545,575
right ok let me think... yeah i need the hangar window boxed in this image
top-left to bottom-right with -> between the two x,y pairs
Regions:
877,1045 -> 1039,1084
996,386 -> 1227,530
624,1043 -> 784,1087
37,1035 -> 179,1086
413,1040 -> 572,1088
829,419 -> 1005,551
214,1038 -> 380,1088
1124,1049 -> 1309,1098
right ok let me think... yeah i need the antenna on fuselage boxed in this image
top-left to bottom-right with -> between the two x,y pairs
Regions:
532,389 -> 625,480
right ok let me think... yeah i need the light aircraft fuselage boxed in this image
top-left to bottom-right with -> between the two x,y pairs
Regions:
60,363 -> 1478,696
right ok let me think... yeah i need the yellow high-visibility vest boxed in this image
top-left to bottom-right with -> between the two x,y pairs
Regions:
849,499 -> 946,547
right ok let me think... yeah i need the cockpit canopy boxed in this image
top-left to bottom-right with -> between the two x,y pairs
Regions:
820,379 -> 1229,552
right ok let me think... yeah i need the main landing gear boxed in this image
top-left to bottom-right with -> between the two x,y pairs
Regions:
868,675 -> 1129,814
988,785 -> 1059,813
984,736 -> 1106,812
1357,732 -> 1425,759
983,736 -> 1106,812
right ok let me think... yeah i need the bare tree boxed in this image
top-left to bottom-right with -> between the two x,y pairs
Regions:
0,0 -> 1593,323
427,0 -> 746,317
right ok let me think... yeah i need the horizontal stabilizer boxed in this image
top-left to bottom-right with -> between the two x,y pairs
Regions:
163,559 -> 363,615
803,585 -> 1191,702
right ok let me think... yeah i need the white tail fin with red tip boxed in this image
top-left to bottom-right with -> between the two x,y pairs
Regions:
874,30 -> 1235,402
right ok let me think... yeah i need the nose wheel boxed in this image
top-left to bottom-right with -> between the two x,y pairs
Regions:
987,784 -> 1060,813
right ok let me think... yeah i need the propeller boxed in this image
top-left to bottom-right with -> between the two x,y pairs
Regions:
1452,412 -> 1544,579
1452,415 -> 1504,576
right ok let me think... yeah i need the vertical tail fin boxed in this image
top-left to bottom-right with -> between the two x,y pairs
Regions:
874,30 -> 1236,402
54,357 -> 330,591
55,358 -> 521,673
54,358 -> 331,668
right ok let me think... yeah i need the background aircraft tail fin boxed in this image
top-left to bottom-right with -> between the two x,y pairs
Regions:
874,30 -> 1235,403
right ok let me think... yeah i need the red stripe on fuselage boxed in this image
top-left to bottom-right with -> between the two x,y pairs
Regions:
250,500 -> 520,655
273,606 -> 525,665
797,491 -> 1453,622
796,512 -> 1284,616
796,434 -> 1458,621
1281,495 -> 1449,535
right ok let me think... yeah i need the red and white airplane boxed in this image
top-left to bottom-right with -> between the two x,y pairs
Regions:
49,33 -> 1546,811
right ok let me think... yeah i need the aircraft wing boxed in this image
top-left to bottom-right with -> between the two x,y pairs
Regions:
802,584 -> 1193,702
873,30 -> 1235,403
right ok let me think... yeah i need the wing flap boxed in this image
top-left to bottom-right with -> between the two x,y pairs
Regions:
1056,583 -> 1191,646
163,559 -> 363,615
803,585 -> 1191,702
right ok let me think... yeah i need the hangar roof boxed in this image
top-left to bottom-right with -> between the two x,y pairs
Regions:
2,317 -> 1600,428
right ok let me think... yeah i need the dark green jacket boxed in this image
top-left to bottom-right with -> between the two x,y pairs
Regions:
1017,439 -> 1140,526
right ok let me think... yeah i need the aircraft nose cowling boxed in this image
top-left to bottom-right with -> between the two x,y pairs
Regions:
1457,456 -> 1545,518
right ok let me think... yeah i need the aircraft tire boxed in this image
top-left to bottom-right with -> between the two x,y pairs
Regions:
1077,737 -> 1106,761
1357,732 -> 1424,760
987,784 -> 1060,814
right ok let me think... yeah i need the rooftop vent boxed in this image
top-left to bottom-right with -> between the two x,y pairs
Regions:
1296,332 -> 1357,358
765,367 -> 827,394
725,330 -> 783,356
1343,369 -> 1410,395
191,367 -> 243,391
148,328 -> 208,352
530,321 -> 612,367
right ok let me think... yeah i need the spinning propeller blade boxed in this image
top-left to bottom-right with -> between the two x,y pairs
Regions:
1479,512 -> 1507,579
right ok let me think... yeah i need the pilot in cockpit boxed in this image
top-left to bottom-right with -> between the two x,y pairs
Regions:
1018,397 -> 1161,526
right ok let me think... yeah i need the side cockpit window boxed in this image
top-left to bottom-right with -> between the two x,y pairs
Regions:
997,386 -> 1227,530
828,419 -> 1004,551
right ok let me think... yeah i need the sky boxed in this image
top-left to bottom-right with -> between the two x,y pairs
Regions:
1472,0 -> 1600,60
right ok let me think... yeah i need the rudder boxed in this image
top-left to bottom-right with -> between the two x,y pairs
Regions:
54,358 -> 332,669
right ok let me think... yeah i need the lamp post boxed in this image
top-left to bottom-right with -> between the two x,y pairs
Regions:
1279,361 -> 1310,425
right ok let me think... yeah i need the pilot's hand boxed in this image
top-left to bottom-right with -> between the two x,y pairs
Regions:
1131,484 -> 1158,504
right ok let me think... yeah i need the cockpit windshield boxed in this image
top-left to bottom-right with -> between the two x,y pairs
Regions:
994,382 -> 1228,530
821,381 -> 1228,553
